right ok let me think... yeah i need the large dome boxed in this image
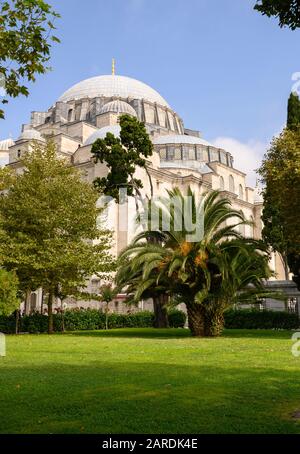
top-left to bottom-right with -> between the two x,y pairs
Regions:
58,75 -> 170,108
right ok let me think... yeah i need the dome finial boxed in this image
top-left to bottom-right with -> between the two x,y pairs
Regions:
112,58 -> 115,76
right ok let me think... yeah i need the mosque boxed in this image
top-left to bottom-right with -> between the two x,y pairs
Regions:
1,64 -> 299,314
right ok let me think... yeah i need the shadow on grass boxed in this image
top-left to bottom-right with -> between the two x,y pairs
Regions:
61,328 -> 293,341
65,328 -> 191,339
0,360 -> 299,434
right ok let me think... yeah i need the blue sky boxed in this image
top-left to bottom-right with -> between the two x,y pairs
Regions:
1,0 -> 299,184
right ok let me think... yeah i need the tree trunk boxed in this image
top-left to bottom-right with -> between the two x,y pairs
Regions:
15,309 -> 20,335
203,310 -> 225,337
48,289 -> 54,334
105,303 -> 109,330
186,302 -> 205,336
153,295 -> 169,328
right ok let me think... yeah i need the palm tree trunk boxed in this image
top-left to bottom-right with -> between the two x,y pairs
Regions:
203,310 -> 225,337
153,295 -> 169,328
186,302 -> 205,336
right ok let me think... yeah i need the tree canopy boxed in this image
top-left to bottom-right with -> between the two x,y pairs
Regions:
287,92 -> 300,131
254,0 -> 300,30
116,188 -> 272,337
91,114 -> 153,201
259,127 -> 300,283
0,0 -> 60,118
0,141 -> 114,331
0,269 -> 19,315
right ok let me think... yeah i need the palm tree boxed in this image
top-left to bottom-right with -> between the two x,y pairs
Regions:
195,239 -> 274,336
98,283 -> 117,330
117,188 -> 256,336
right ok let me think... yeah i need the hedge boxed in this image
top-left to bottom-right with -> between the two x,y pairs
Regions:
224,309 -> 300,330
0,309 -> 186,334
1,308 -> 297,334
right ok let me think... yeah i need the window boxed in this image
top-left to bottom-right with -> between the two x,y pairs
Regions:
166,146 -> 174,161
182,146 -> 189,160
75,104 -> 81,121
174,147 -> 182,160
220,151 -> 227,165
239,184 -> 244,200
196,147 -> 203,161
188,147 -> 196,160
229,175 -> 235,193
209,148 -> 218,161
287,298 -> 298,313
17,149 -> 21,158
68,109 -> 73,122
160,148 -> 167,160
220,176 -> 225,190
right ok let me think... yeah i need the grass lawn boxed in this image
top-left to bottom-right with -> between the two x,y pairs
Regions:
0,328 -> 300,434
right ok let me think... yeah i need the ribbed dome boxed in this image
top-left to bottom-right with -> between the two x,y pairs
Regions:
84,125 -> 121,146
0,138 -> 14,150
18,128 -> 45,142
99,99 -> 137,117
58,75 -> 170,108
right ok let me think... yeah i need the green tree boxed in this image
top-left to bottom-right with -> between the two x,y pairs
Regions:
98,283 -> 118,330
287,92 -> 300,131
0,0 -> 60,118
0,268 -> 19,315
91,114 -> 154,202
254,0 -> 300,30
117,189 -> 271,337
259,127 -> 300,287
0,141 -> 114,333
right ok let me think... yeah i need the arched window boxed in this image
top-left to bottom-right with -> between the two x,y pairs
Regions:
220,176 -> 225,190
75,105 -> 81,121
229,175 -> 235,193
68,109 -> 73,122
239,184 -> 244,200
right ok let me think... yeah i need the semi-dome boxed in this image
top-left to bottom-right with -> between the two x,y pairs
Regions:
0,138 -> 14,150
84,125 -> 121,146
153,134 -> 212,147
99,99 -> 137,117
58,75 -> 170,108
18,128 -> 45,142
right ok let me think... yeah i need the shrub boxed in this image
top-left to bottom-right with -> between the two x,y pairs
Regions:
224,309 -> 300,330
0,309 -> 158,333
168,309 -> 187,328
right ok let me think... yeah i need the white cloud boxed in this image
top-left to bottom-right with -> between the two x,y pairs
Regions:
211,137 -> 268,187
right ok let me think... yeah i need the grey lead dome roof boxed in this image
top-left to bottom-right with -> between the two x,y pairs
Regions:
58,75 -> 170,108
153,134 -> 213,147
18,128 -> 45,142
84,125 -> 121,146
0,138 -> 14,150
99,99 -> 137,117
